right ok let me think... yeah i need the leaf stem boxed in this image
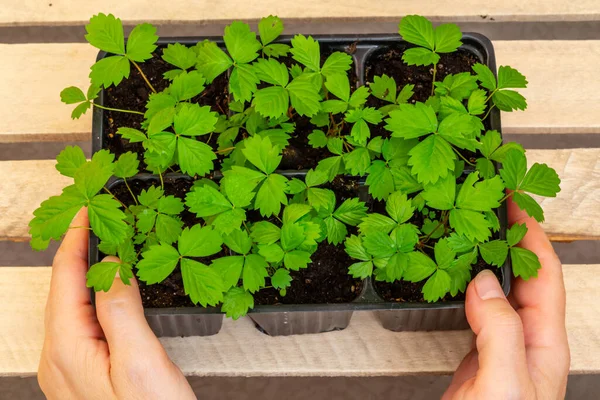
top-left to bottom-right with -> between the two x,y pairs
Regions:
242,220 -> 251,234
216,146 -> 236,154
485,89 -> 497,104
69,226 -> 92,231
131,60 -> 157,93
452,146 -> 476,167
158,169 -> 164,190
103,187 -> 127,208
431,63 -> 438,96
93,103 -> 144,115
124,178 -> 138,205
499,192 -> 513,203
482,104 -> 496,121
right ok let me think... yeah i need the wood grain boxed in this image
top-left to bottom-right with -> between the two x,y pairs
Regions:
1,1 -> 599,26
1,41 -> 599,143
1,149 -> 597,243
0,264 -> 597,376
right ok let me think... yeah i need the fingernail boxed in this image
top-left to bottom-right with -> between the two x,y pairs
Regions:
475,270 -> 505,300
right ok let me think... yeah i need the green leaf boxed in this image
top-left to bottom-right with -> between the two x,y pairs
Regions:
230,63 -> 259,103
334,198 -> 367,225
178,225 -> 223,258
284,250 -> 312,270
370,74 -> 396,103
325,73 -> 350,102
520,163 -> 561,197
113,151 -> 139,178
479,130 -> 502,159
422,174 -> 456,211
287,74 -> 322,117
29,186 -> 86,243
349,261 -> 374,279
181,258 -> 225,307
256,174 -> 288,217
363,231 -> 396,258
258,15 -> 284,45
468,89 -> 487,115
221,174 -> 256,208
177,137 -> 216,176
169,71 -> 207,102
511,247 -> 541,280
290,34 -> 320,71
449,208 -> 492,242
222,287 -> 254,320
396,84 -> 415,104
307,188 -> 333,211
359,213 -> 396,235
384,192 -> 413,223
507,223 -> 528,247
60,86 -> 87,104
493,90 -> 527,112
174,104 -> 216,136
344,235 -> 370,261
242,134 -> 281,175
155,214 -> 183,244
254,86 -> 290,118
212,256 -> 244,290
408,135 -> 455,185
447,233 -> 476,253
315,156 -> 343,182
258,243 -> 285,263
434,23 -> 462,53
366,161 -> 395,200
385,103 -> 437,139
349,86 -> 370,109
491,143 -> 526,164
435,72 -> 478,100
286,178 -> 307,195
70,102 -> 91,120
162,43 -> 197,70
224,21 -> 261,64
324,216 -> 348,245
283,203 -> 313,224
497,66 -> 528,89
157,196 -> 184,214
88,194 -> 127,244
513,191 -> 545,222
243,254 -> 269,293
89,55 -> 130,88
195,42 -> 233,82
308,130 -> 328,148
472,63 -> 496,91
126,23 -> 158,62
212,208 -> 247,235
253,58 -> 290,86
422,270 -> 451,302
86,262 -> 130,292
327,137 -> 344,155
448,251 -> 475,296
476,158 -> 496,180
343,147 -> 371,176
144,92 -> 177,122
185,185 -> 231,216
398,15 -> 435,50
250,221 -> 281,245
136,243 -> 180,284
500,149 -> 527,190
271,268 -> 292,290
393,224 -> 419,252
85,13 -> 125,54
479,240 -> 509,266
138,186 -> 163,208
321,52 -> 353,77
456,173 -> 505,212
402,47 -> 439,66
434,238 -> 456,270
222,229 -> 252,255
55,146 -> 86,177
136,208 -> 157,233
405,252 -> 437,282
281,222 -> 305,251
379,252 -> 408,282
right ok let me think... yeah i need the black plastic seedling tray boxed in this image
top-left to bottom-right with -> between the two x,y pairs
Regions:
90,33 -> 510,337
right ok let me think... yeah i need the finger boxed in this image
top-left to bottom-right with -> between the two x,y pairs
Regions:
464,270 -> 534,395
442,348 -> 479,400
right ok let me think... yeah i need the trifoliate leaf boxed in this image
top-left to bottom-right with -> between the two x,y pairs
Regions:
177,137 -> 216,176
55,146 -> 86,177
343,147 -> 371,176
434,72 -> 478,100
433,23 -> 462,53
449,208 -> 492,242
251,221 -> 281,245
222,287 -> 254,320
472,63 -> 496,91
212,256 -> 244,290
243,135 -> 282,175
366,161 -> 395,200
287,74 -> 322,117
136,243 -> 180,284
321,52 -> 353,77
468,89 -> 487,115
89,55 -> 130,88
497,66 -> 528,89
290,34 -> 320,71
126,23 -> 158,62
113,151 -> 139,178
155,214 -> 183,244
423,269 -> 452,302
507,223 -> 528,247
404,252 -> 437,282
162,43 -> 197,70
85,13 -> 125,54
258,15 -> 284,46
513,191 -> 545,222
370,74 -> 396,103
169,71 -> 207,102
315,156 -> 343,182
422,174 -> 456,211
325,73 -> 350,102
284,250 -> 312,271
408,135 -> 455,184
510,247 -> 541,280
456,173 -> 505,212
178,225 -> 223,258
243,254 -> 269,293
493,90 -> 527,112
324,216 -> 348,245
181,258 -> 225,307
402,47 -> 439,66
398,15 -> 435,50
195,42 -> 233,82
224,21 -> 261,64
256,174 -> 288,217
479,240 -> 509,266
70,101 -> 91,120
385,103 -> 437,139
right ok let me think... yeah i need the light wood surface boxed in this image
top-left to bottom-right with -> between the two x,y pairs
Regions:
0,264 -> 597,377
1,41 -> 599,143
1,1 -> 599,26
1,149 -> 597,243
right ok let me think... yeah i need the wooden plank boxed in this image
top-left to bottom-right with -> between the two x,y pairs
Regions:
1,149 -> 597,242
1,41 -> 599,143
1,1 -> 599,26
0,264 -> 598,377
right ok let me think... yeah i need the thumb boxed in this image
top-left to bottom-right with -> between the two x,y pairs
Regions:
454,270 -> 534,399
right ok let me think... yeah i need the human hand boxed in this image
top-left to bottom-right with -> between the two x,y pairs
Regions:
442,198 -> 570,400
38,210 -> 196,400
